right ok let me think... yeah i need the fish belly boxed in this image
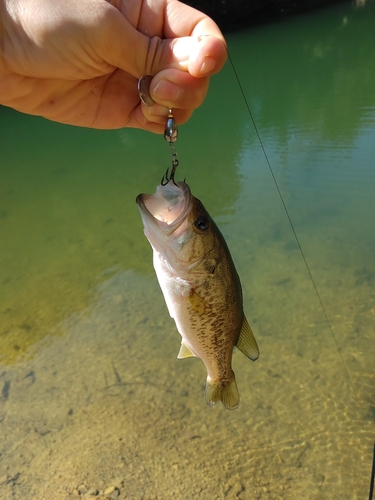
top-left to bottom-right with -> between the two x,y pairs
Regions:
153,250 -> 241,406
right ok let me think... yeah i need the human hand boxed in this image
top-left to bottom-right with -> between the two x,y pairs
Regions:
0,0 -> 226,130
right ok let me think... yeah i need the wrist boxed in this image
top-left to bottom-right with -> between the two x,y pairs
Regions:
0,0 -> 26,107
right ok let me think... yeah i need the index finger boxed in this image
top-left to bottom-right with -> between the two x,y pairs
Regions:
163,1 -> 227,77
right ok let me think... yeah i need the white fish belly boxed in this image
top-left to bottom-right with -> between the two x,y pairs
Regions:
153,251 -> 238,382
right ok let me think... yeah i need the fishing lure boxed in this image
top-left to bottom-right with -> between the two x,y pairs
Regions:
138,75 -> 179,185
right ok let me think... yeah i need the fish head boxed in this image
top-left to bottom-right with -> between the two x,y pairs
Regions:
136,181 -> 217,276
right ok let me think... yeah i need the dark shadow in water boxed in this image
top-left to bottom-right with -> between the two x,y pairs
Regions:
226,1 -> 375,144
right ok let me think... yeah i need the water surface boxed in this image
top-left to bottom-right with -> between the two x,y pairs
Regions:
1,2 -> 374,499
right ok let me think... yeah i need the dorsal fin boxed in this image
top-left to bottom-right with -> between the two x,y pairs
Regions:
236,316 -> 259,361
177,341 -> 196,359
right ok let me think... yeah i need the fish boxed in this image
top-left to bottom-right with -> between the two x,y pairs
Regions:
136,181 -> 259,410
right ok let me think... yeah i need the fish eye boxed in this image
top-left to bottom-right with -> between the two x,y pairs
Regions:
194,215 -> 209,232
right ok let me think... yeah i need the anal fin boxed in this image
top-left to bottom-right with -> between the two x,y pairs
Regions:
236,315 -> 259,361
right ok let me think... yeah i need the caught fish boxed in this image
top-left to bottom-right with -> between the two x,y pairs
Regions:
136,181 -> 259,410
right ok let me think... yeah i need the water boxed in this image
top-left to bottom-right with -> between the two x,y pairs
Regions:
1,2 -> 374,498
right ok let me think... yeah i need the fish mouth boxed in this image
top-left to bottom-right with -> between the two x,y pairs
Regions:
136,181 -> 192,234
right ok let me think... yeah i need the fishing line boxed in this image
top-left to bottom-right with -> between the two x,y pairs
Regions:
226,50 -> 354,389
369,440 -> 375,500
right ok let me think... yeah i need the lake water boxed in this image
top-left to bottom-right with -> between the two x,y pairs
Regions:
1,2 -> 374,499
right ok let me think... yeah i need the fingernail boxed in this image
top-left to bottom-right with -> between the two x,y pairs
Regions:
199,56 -> 216,75
153,79 -> 181,103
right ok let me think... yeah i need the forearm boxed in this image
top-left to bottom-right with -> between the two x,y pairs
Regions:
0,0 -> 11,104
0,0 -> 26,107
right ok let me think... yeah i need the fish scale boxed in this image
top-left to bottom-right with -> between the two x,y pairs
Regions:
136,181 -> 259,410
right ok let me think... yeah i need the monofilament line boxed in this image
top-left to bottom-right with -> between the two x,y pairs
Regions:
227,50 -> 354,390
369,440 -> 375,500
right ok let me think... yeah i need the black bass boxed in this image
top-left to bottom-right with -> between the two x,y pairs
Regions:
136,181 -> 259,410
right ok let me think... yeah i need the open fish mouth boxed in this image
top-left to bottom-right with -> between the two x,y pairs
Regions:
136,181 -> 192,233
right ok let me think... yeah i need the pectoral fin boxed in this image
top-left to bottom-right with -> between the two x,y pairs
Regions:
177,341 -> 196,359
236,316 -> 259,361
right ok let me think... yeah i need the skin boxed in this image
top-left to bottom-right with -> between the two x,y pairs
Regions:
0,0 -> 227,130
157,197 -> 244,384
137,184 -> 243,392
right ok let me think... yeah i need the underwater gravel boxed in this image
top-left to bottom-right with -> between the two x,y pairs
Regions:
0,268 -> 373,500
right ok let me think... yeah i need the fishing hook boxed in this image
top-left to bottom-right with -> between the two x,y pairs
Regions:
137,76 -> 181,186
161,157 -> 179,186
161,109 -> 179,186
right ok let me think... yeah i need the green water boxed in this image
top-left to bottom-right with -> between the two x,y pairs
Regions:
1,2 -> 374,498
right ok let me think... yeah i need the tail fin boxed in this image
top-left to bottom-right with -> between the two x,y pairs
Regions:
205,375 -> 239,410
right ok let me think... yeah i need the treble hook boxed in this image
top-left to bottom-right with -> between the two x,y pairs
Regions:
161,157 -> 179,186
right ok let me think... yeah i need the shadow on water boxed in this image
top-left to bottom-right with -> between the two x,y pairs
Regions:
228,1 -> 375,143
0,1 -> 374,499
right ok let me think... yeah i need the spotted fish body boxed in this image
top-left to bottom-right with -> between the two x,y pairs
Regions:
136,181 -> 259,409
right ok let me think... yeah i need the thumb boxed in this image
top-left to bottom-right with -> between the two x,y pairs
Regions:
146,35 -> 227,78
98,8 -> 226,79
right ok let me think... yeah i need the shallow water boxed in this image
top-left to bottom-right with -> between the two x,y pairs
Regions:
1,2 -> 375,499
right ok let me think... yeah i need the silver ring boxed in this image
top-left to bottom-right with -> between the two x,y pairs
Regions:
137,75 -> 155,106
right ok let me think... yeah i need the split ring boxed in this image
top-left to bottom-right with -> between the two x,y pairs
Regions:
137,75 -> 155,107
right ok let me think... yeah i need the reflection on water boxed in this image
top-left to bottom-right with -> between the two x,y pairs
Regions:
1,2 -> 375,498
